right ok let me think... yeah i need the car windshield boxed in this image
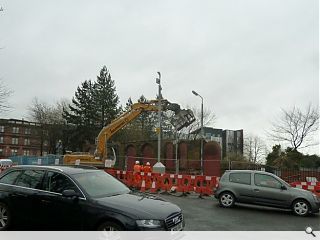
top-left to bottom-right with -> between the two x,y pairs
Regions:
277,176 -> 291,187
72,170 -> 130,198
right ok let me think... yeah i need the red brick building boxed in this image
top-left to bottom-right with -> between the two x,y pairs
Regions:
0,118 -> 48,158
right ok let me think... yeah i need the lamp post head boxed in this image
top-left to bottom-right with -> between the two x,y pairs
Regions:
192,90 -> 199,96
156,72 -> 161,84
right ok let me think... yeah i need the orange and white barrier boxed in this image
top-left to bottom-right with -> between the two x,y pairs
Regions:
290,181 -> 320,195
104,169 -> 219,196
0,159 -> 13,173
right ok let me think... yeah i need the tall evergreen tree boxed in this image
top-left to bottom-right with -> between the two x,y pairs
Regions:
93,66 -> 120,128
63,80 -> 98,150
63,66 -> 121,151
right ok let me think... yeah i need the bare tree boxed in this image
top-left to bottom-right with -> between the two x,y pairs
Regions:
28,98 -> 69,124
244,135 -> 266,163
0,80 -> 13,113
28,98 -> 69,154
269,104 -> 319,151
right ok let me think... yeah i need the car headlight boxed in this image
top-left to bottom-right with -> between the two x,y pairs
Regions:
136,220 -> 162,228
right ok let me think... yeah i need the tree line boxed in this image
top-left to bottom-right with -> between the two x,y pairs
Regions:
0,66 -> 318,169
26,66 -> 215,155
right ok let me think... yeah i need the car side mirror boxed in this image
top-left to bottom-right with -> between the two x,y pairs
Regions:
280,185 -> 287,190
62,189 -> 78,198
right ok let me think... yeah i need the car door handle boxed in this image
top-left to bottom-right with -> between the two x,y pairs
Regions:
41,199 -> 52,204
10,193 -> 27,197
253,189 -> 260,192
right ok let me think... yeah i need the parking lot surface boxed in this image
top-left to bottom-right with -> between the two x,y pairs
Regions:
158,193 -> 320,231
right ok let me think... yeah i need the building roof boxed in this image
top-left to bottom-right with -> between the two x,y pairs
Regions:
190,127 -> 223,135
191,127 -> 243,135
0,118 -> 41,126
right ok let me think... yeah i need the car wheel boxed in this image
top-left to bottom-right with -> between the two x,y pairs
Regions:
97,221 -> 124,231
219,192 -> 235,208
0,203 -> 11,230
292,199 -> 310,217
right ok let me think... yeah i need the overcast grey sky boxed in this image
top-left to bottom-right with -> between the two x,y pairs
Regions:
0,0 -> 319,154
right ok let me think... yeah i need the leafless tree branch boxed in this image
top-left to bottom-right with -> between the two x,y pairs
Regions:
0,80 -> 13,112
268,104 -> 319,151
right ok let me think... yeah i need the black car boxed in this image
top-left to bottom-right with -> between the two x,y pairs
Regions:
0,165 -> 184,230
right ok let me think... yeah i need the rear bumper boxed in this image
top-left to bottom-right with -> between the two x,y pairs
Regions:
310,201 -> 320,213
214,189 -> 221,199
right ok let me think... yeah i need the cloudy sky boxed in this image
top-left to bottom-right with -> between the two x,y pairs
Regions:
0,0 -> 318,154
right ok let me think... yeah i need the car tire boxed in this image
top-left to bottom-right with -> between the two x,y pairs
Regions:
219,192 -> 235,208
97,221 -> 124,231
0,202 -> 11,230
292,199 -> 310,217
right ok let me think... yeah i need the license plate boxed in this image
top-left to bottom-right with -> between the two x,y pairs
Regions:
171,222 -> 183,231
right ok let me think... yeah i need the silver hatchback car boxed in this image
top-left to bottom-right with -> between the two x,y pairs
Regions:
214,170 -> 320,216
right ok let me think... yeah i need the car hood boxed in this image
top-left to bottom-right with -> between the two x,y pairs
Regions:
290,186 -> 314,197
94,192 -> 181,219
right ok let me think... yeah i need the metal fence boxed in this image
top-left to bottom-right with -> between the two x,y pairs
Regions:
8,155 -> 62,166
221,160 -> 320,182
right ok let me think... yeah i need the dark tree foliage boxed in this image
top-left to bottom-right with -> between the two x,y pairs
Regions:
115,95 -> 158,142
63,80 -> 97,150
94,66 -> 120,128
266,144 -> 282,166
266,144 -> 320,169
63,66 -> 120,151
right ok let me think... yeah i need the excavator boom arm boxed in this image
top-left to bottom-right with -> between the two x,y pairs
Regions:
95,100 -> 161,160
63,99 -> 195,166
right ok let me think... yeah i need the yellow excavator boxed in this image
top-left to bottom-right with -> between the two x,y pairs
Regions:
63,99 -> 195,167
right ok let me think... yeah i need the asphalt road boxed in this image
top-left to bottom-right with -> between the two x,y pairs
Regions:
157,192 -> 320,231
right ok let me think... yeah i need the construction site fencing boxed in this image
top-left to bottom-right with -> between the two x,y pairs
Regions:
118,155 -> 221,176
6,155 -> 62,166
105,169 -> 219,196
221,160 -> 320,182
290,181 -> 320,197
2,161 -> 320,198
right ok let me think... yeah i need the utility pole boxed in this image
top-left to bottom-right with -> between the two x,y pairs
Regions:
153,72 -> 166,173
192,90 -> 204,175
156,72 -> 162,163
175,131 -> 179,174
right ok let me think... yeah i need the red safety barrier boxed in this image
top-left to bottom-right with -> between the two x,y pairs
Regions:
290,181 -> 320,194
194,176 -> 206,194
105,169 -> 116,176
0,165 -> 12,173
104,169 -> 219,196
153,173 -> 162,192
203,176 -> 216,195
314,185 -> 320,197
177,175 -> 191,193
161,174 -> 174,192
124,171 -> 134,187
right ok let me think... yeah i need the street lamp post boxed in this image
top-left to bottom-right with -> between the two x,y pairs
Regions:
192,90 -> 204,175
175,130 -> 179,174
152,72 -> 166,173
156,72 -> 162,163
